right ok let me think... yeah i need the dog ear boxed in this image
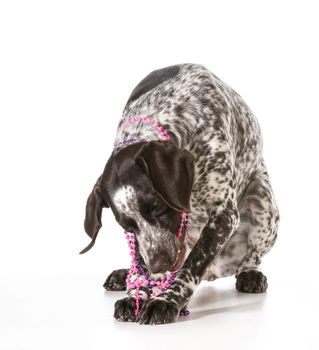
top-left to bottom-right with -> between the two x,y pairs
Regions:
136,141 -> 194,212
80,175 -> 109,254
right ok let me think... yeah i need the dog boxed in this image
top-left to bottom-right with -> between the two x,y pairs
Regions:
81,64 -> 279,324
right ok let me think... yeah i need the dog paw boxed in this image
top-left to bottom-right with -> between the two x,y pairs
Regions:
137,299 -> 179,325
114,297 -> 143,322
103,269 -> 128,291
236,270 -> 268,293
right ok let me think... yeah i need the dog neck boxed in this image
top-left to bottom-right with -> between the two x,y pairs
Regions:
114,116 -> 170,149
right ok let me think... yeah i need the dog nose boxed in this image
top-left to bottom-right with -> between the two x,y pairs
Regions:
149,256 -> 171,274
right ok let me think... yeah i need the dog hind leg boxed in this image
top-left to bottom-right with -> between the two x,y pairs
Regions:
210,166 -> 279,293
235,167 -> 279,293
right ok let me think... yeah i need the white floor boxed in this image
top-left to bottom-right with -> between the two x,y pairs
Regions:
1,269 -> 318,350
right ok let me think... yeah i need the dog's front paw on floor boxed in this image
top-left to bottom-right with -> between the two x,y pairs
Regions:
114,297 -> 143,322
236,270 -> 268,293
137,299 -> 179,325
103,269 -> 128,291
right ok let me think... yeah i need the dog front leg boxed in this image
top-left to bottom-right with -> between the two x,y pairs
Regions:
113,256 -> 151,322
137,204 -> 239,324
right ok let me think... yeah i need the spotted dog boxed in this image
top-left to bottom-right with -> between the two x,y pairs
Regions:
81,64 -> 279,324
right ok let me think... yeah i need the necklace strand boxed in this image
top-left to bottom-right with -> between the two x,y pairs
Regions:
125,212 -> 190,317
114,116 -> 170,148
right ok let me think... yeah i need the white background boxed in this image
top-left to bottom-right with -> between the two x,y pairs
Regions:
1,1 -> 318,349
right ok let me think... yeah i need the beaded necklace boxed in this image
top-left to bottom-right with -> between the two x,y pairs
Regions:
125,212 -> 190,317
117,116 -> 190,318
114,115 -> 170,148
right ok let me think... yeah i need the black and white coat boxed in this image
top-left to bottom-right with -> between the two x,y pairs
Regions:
82,64 -> 279,324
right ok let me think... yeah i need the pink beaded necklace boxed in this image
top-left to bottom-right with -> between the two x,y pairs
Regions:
117,116 -> 190,318
114,116 -> 170,149
125,212 -> 190,317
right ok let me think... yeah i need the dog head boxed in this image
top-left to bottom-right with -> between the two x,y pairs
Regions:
81,140 -> 194,274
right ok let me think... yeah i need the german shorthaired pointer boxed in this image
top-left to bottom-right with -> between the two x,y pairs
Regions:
81,64 -> 279,324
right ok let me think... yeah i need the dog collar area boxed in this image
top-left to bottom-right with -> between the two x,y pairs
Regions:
114,116 -> 171,149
